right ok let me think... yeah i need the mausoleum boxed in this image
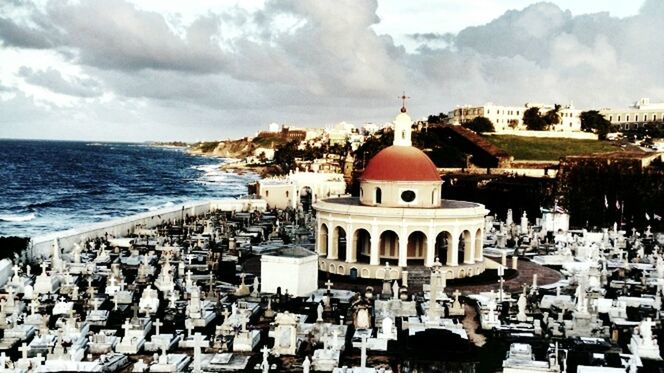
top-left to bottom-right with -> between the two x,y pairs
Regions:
314,104 -> 489,280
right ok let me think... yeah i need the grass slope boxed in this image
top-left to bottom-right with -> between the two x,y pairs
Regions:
483,135 -> 618,161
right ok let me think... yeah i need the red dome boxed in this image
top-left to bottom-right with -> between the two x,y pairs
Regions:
360,146 -> 440,182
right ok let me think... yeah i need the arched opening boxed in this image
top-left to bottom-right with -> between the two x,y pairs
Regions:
375,187 -> 382,204
458,230 -> 472,264
407,231 -> 427,265
379,230 -> 399,265
318,224 -> 329,256
474,228 -> 483,261
435,231 -> 452,265
333,226 -> 347,261
300,186 -> 313,211
354,229 -> 371,264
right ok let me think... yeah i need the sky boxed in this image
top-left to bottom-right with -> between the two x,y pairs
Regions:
0,0 -> 661,142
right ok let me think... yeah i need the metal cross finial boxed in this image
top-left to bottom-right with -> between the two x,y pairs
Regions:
399,91 -> 410,113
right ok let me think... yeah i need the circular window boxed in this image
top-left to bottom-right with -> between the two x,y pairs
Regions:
401,190 -> 416,203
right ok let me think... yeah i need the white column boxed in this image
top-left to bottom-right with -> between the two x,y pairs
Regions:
370,225 -> 380,266
448,231 -> 459,266
347,226 -> 356,263
475,229 -> 484,262
463,232 -> 475,264
425,233 -> 435,267
398,233 -> 408,267
327,228 -> 337,260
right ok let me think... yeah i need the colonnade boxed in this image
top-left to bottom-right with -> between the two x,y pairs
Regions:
316,222 -> 483,268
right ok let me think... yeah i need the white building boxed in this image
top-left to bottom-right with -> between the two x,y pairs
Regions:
260,246 -> 318,297
600,98 -> 664,129
450,102 -> 582,133
314,106 -> 489,280
255,171 -> 347,210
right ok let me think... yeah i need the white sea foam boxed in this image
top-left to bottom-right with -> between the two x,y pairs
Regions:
191,163 -> 238,184
0,212 -> 36,222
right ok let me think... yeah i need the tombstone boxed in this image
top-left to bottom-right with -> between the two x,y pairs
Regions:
630,318 -> 662,360
352,300 -> 372,330
272,312 -> 298,355
303,356 -> 311,373
449,290 -> 464,316
516,289 -> 528,322
251,276 -> 260,298
316,303 -> 324,323
235,273 -> 251,297
378,317 -> 395,340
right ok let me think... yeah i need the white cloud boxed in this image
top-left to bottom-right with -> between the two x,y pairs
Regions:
0,0 -> 660,141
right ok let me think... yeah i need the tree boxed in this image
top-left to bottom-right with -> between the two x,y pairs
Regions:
427,112 -> 449,124
272,140 -> 299,174
523,107 -> 548,131
463,116 -> 495,133
543,104 -> 561,127
580,110 -> 613,140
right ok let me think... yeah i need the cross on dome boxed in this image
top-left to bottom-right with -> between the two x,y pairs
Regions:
399,91 -> 410,113
392,94 -> 413,147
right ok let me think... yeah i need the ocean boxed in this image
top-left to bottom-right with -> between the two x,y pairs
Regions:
0,140 -> 259,237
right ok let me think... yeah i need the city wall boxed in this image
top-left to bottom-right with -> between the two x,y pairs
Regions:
29,198 -> 267,260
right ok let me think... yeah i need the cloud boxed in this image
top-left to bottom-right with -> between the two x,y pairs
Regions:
18,66 -> 102,97
0,0 -> 662,141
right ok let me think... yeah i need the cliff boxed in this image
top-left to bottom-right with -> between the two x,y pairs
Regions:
188,138 -> 255,158
188,133 -> 287,159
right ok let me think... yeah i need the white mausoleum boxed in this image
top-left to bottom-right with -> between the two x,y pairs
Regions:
314,105 -> 489,280
256,171 -> 347,210
260,246 -> 319,297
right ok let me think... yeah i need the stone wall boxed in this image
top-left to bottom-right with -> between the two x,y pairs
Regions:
29,198 -> 266,261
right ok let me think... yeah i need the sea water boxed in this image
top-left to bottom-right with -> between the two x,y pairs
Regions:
0,140 -> 259,237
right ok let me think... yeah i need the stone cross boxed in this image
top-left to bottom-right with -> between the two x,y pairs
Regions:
360,336 -> 368,368
192,332 -> 205,373
154,318 -> 163,335
325,280 -> 333,292
452,289 -> 461,303
12,264 -> 19,278
34,353 -> 44,366
18,343 -> 29,359
40,261 -> 48,276
260,345 -> 270,372
122,319 -> 132,335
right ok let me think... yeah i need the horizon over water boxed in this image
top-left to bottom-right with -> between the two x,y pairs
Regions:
0,139 -> 259,238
